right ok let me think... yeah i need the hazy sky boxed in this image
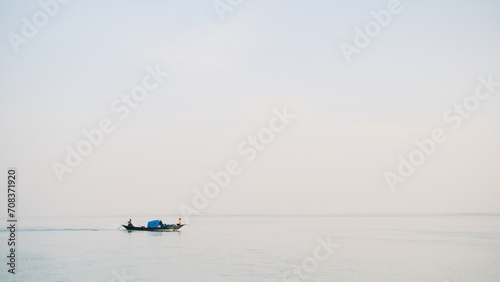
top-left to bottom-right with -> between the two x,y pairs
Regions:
1,0 -> 499,217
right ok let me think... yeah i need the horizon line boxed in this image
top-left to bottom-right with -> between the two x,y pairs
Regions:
7,212 -> 500,218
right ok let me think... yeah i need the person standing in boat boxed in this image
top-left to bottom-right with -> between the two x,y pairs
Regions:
127,219 -> 133,227
178,218 -> 183,225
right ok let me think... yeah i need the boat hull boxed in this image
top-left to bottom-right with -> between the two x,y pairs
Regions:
122,224 -> 184,231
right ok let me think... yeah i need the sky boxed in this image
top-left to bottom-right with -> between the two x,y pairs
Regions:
0,0 -> 499,217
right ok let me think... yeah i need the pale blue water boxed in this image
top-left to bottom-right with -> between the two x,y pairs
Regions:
0,215 -> 499,281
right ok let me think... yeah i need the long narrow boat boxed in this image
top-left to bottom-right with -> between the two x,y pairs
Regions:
122,224 -> 184,231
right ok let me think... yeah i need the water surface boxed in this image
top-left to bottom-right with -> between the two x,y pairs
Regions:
1,215 -> 499,281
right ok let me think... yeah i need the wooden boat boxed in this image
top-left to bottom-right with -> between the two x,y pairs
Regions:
122,224 -> 184,231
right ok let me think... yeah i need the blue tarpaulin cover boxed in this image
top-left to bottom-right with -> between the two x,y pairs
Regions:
147,220 -> 162,228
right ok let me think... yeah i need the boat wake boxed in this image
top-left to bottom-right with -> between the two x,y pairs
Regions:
14,228 -> 108,232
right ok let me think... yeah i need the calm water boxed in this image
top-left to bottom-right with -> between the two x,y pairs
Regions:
0,215 -> 499,281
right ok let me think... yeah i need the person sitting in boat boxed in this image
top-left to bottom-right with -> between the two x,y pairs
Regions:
127,219 -> 133,227
178,218 -> 183,225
